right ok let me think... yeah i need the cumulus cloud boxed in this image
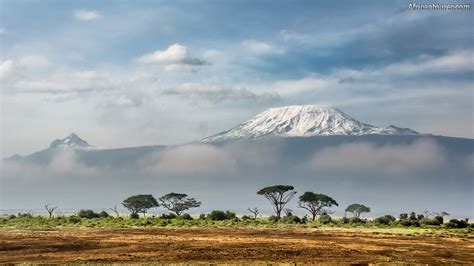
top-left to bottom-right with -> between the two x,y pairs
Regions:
73,9 -> 101,21
306,139 -> 447,176
163,83 -> 281,104
136,43 -> 209,69
142,144 -> 236,175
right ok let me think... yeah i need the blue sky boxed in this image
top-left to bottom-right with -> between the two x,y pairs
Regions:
1,0 -> 473,156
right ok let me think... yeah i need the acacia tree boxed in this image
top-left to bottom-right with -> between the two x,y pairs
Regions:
298,192 -> 338,221
257,185 -> 296,219
44,204 -> 58,218
345,203 -> 370,218
122,194 -> 159,217
158,193 -> 201,216
247,207 -> 260,219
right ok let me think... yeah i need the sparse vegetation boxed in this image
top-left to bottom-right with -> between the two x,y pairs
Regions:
1,189 -> 470,235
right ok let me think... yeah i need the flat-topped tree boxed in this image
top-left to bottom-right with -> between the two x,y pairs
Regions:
159,193 -> 201,216
345,203 -> 371,218
257,185 -> 296,220
298,192 -> 338,221
122,195 -> 158,217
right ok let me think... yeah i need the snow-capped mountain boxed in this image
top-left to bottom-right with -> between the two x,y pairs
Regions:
202,105 -> 419,143
49,133 -> 92,149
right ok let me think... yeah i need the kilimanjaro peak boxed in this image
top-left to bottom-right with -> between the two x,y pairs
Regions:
201,105 -> 419,143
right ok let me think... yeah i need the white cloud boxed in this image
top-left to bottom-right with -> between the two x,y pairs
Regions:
73,9 -> 101,21
163,82 -> 280,104
136,43 -> 208,68
306,139 -> 446,176
18,55 -> 50,68
0,60 -> 14,80
143,144 -> 236,175
382,50 -> 474,76
242,40 -> 282,55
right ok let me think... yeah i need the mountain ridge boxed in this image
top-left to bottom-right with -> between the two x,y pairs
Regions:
202,105 -> 420,143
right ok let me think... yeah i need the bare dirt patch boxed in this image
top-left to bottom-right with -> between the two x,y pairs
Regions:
0,227 -> 473,263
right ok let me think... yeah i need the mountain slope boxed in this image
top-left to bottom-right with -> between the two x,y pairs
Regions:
202,105 -> 419,143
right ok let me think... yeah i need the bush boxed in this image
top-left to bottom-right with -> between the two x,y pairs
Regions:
130,213 -> 140,219
445,219 -> 469,229
8,214 -> 16,219
341,217 -> 349,224
419,217 -> 442,226
17,213 -> 33,218
318,214 -> 332,224
241,215 -> 251,220
68,215 -> 81,224
268,215 -> 279,223
398,219 -> 420,227
349,217 -> 365,224
434,216 -> 444,224
374,215 -> 396,225
180,213 -> 193,220
161,213 -> 178,219
208,210 -> 227,221
206,210 -> 236,221
281,215 -> 302,224
224,211 -> 236,220
98,211 -> 109,218
199,213 -> 206,220
77,210 -> 100,219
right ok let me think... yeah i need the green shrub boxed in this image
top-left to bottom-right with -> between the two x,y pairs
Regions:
77,210 -> 100,219
130,213 -> 140,219
224,211 -> 236,220
341,217 -> 349,224
180,213 -> 193,220
68,215 -> 81,224
434,216 -> 444,224
445,219 -> 469,229
199,213 -> 206,220
241,215 -> 251,220
398,219 -> 420,227
206,210 -> 236,221
374,215 -> 396,225
349,217 -> 365,224
268,215 -> 279,223
208,210 -> 227,221
161,213 -> 178,219
98,211 -> 109,218
281,215 -> 302,224
419,217 -> 442,226
318,214 -> 332,224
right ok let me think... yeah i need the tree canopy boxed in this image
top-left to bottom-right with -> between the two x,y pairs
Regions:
257,185 -> 296,219
122,194 -> 158,216
298,192 -> 338,220
158,192 -> 201,216
345,203 -> 371,218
